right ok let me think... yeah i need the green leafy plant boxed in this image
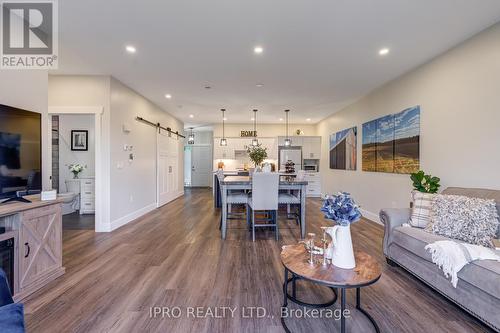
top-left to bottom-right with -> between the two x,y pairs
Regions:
247,144 -> 268,167
410,170 -> 441,193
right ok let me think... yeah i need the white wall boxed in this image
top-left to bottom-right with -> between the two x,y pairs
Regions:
49,75 -> 111,230
316,23 -> 500,222
109,78 -> 184,227
0,71 -> 50,190
57,114 -> 95,192
49,75 -> 184,231
213,123 -> 316,137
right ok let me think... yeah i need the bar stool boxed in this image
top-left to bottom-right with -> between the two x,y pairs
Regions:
247,172 -> 280,241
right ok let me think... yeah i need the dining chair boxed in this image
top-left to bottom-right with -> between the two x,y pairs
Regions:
217,171 -> 248,230
247,172 -> 280,241
278,170 -> 305,225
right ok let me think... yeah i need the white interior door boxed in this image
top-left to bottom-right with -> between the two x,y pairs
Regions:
157,130 -> 178,207
191,146 -> 211,187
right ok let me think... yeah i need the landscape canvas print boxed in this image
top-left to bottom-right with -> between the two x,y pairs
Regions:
362,106 -> 420,174
329,126 -> 357,170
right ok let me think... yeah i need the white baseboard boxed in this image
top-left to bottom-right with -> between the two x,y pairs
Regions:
110,203 -> 157,231
360,208 -> 382,224
109,191 -> 185,232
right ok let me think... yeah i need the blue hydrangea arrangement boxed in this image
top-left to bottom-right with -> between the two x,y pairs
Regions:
321,192 -> 362,226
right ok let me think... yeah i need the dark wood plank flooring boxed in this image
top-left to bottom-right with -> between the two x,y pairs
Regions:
24,188 -> 493,333
62,212 -> 95,230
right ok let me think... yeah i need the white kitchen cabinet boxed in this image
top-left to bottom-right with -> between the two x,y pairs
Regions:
304,172 -> 321,197
302,137 -> 322,159
213,138 -> 234,159
278,136 -> 303,147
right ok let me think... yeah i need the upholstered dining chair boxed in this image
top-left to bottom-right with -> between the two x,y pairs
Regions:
278,170 -> 305,225
247,172 -> 280,241
217,170 -> 249,230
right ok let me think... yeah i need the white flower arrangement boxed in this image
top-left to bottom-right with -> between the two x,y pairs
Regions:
68,163 -> 85,179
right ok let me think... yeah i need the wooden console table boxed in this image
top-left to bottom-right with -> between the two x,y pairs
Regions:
0,195 -> 65,301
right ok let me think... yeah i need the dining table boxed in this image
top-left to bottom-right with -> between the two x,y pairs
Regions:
219,175 -> 308,240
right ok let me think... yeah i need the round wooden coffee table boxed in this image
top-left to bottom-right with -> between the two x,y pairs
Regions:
280,244 -> 381,333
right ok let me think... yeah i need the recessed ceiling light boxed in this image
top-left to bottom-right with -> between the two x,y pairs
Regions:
223,117 -> 227,121
189,114 -> 194,118
279,118 -> 283,121
251,117 -> 255,121
256,83 -> 264,87
165,94 -> 172,99
306,118 -> 311,122
125,45 -> 136,54
254,46 -> 264,54
379,48 -> 390,56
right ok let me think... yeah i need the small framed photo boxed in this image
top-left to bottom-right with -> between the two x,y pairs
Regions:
71,130 -> 88,151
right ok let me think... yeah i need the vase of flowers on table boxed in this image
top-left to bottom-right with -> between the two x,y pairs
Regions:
320,192 -> 362,269
68,163 -> 85,179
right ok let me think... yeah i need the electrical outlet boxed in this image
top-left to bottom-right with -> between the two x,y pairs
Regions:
129,195 -> 134,202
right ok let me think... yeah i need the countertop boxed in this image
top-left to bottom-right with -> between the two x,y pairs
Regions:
0,195 -> 64,218
220,175 -> 308,185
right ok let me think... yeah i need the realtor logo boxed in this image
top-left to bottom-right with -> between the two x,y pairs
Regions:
1,0 -> 58,69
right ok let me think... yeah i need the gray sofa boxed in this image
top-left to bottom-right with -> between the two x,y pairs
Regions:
380,187 -> 500,332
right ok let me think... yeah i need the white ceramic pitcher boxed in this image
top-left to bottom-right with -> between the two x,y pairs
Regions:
325,225 -> 356,269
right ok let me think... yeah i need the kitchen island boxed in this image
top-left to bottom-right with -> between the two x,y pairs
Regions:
218,175 -> 308,239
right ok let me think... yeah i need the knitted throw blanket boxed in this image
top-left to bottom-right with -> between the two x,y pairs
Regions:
425,240 -> 500,287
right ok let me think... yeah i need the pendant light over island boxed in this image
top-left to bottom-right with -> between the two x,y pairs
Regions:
251,109 -> 259,146
220,108 -> 227,146
284,109 -> 291,146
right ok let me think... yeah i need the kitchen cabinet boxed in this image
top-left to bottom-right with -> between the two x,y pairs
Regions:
304,172 -> 321,197
213,137 -> 277,160
302,136 -> 322,159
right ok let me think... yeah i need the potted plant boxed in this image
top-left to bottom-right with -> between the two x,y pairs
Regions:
410,170 -> 441,193
247,144 -> 268,169
320,192 -> 362,269
68,163 -> 85,179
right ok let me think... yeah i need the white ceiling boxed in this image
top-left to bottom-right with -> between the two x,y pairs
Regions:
54,0 -> 500,127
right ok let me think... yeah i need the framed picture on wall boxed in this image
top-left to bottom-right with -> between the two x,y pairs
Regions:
71,130 -> 88,151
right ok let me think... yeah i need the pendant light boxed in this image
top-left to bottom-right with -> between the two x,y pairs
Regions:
251,109 -> 259,146
220,108 -> 227,146
284,109 -> 292,146
188,127 -> 195,144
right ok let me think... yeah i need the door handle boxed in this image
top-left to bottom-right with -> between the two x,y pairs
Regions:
24,242 -> 30,258
191,166 -> 195,171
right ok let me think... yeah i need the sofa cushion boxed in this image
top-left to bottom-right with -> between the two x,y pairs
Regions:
392,226 -> 500,299
442,187 -> 500,238
426,194 -> 499,248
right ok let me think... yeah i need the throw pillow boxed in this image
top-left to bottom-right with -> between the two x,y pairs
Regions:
410,191 -> 435,228
426,194 -> 500,248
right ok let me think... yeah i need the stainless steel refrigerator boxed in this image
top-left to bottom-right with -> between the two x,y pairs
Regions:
279,147 -> 302,171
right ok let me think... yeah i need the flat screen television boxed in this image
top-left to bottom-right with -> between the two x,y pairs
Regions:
0,104 -> 42,202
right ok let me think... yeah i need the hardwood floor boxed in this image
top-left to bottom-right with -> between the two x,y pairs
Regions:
24,188 -> 492,333
62,212 -> 95,230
